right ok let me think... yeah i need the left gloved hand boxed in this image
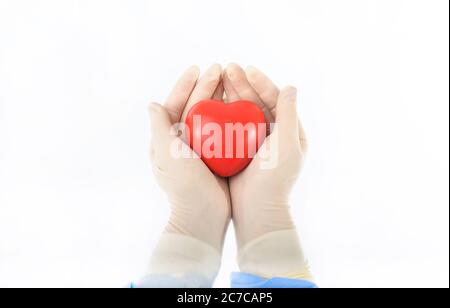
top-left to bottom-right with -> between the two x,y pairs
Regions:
222,64 -> 312,280
145,65 -> 231,287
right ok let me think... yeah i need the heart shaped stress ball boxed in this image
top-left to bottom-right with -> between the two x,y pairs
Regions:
185,100 -> 267,177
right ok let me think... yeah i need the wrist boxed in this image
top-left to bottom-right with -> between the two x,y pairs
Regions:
233,199 -> 295,248
166,199 -> 231,251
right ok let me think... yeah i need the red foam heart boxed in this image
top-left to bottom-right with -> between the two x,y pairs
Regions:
185,100 -> 267,177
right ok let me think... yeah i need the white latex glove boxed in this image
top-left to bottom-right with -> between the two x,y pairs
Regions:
223,64 -> 312,280
146,65 -> 231,285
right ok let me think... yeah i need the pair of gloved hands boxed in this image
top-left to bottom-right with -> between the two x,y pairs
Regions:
147,64 -> 311,285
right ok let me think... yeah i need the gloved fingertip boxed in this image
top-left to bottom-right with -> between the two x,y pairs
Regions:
185,65 -> 201,79
245,65 -> 260,80
225,63 -> 241,80
280,86 -> 298,103
148,102 -> 162,116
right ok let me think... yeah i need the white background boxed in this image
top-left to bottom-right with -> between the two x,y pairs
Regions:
0,0 -> 448,288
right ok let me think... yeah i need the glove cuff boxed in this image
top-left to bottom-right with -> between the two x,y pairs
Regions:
238,229 -> 314,281
144,233 -> 221,287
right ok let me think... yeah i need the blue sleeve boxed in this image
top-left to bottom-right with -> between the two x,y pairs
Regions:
130,272 -> 318,288
130,274 -> 213,288
231,272 -> 318,288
